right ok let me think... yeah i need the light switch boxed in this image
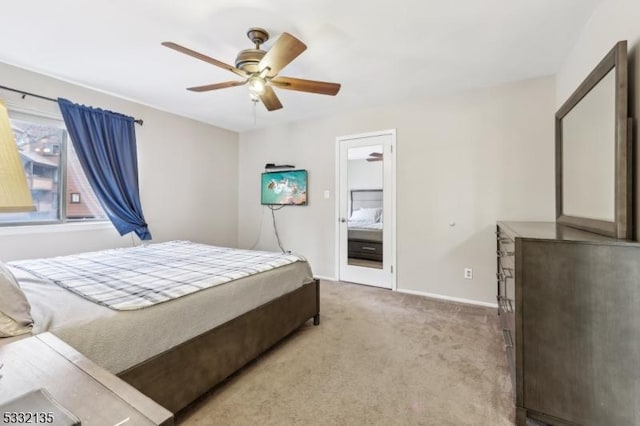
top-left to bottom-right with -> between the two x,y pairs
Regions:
323,190 -> 330,199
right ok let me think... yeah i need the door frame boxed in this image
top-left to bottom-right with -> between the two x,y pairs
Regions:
334,129 -> 397,290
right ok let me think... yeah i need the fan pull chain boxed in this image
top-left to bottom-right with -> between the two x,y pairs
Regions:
252,98 -> 258,126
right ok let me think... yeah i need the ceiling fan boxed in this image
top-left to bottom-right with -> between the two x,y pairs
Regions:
366,152 -> 383,162
162,28 -> 341,111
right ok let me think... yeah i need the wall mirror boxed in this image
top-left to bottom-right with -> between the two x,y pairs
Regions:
556,40 -> 631,239
347,145 -> 384,269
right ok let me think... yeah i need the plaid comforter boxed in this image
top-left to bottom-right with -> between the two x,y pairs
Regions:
9,241 -> 304,311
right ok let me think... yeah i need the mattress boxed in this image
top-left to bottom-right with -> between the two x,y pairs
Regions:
10,241 -> 304,310
8,259 -> 313,374
348,220 -> 383,243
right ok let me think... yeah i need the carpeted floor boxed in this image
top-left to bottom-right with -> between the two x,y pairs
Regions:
176,280 -> 515,426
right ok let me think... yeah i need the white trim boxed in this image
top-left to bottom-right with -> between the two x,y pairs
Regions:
0,221 -> 114,236
313,275 -> 337,282
390,129 -> 396,291
6,103 -> 64,121
396,288 -> 498,309
336,129 -> 395,142
334,139 -> 341,288
334,129 -> 397,290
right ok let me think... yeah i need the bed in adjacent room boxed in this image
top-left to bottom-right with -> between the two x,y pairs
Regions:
348,189 -> 383,262
0,241 -> 319,413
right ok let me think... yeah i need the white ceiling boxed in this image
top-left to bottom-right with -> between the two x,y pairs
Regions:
0,0 -> 599,133
348,146 -> 383,161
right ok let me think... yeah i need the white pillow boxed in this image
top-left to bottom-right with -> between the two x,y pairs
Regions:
350,208 -> 380,222
0,261 -> 33,337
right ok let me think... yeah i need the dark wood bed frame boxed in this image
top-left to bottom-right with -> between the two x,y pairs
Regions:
118,278 -> 320,413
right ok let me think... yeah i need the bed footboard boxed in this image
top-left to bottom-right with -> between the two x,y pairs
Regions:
313,277 -> 320,325
118,279 -> 320,413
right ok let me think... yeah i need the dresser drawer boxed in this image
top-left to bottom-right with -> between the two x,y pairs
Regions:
496,224 -> 517,402
498,254 -> 514,270
499,297 -> 515,331
497,230 -> 515,268
497,230 -> 514,246
348,240 -> 383,260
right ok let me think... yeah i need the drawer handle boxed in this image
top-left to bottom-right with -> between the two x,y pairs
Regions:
361,246 -> 376,251
502,329 -> 513,348
496,250 -> 515,257
496,269 -> 513,280
500,298 -> 514,313
497,238 -> 514,244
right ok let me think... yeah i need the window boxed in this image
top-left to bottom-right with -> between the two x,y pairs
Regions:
0,109 -> 107,225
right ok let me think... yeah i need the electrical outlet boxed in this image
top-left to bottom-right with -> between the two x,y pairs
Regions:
464,267 -> 473,279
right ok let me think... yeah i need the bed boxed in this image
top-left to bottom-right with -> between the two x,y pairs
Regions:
348,189 -> 383,261
2,241 -> 319,413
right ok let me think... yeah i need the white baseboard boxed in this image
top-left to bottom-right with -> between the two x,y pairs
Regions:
313,275 -> 337,282
322,276 -> 498,308
396,288 -> 498,308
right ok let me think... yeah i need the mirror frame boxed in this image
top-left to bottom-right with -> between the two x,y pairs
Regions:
555,40 -> 631,239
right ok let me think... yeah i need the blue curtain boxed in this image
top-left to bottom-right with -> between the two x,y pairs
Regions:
58,98 -> 151,240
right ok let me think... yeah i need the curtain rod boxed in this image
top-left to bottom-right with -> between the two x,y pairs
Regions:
0,84 -> 143,125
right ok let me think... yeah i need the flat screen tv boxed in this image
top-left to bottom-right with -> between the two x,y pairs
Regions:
261,169 -> 308,205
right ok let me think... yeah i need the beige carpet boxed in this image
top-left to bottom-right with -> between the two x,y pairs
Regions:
177,280 -> 515,426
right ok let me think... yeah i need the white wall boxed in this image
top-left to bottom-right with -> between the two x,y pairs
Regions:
0,62 -> 239,261
238,76 -> 556,304
555,0 -> 640,240
348,159 -> 383,190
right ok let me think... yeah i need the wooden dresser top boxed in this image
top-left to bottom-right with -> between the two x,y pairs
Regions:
497,221 -> 620,242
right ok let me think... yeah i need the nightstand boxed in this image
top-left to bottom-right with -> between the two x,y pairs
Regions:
0,333 -> 173,425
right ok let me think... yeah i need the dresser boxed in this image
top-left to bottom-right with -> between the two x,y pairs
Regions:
348,239 -> 383,261
496,221 -> 640,426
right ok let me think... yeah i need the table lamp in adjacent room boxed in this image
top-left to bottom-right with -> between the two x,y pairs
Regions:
0,99 -> 35,213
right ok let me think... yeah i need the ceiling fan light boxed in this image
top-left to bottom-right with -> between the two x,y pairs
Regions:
248,76 -> 265,95
163,28 -> 340,113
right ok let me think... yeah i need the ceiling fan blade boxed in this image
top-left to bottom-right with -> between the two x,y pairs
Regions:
259,86 -> 283,111
366,157 -> 383,162
369,152 -> 383,157
187,81 -> 246,92
270,76 -> 341,96
258,33 -> 307,77
162,41 -> 247,78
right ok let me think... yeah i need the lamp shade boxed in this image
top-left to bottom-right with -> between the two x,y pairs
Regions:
0,99 -> 35,212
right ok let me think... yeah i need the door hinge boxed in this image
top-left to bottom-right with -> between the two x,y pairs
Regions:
391,265 -> 394,273
391,145 -> 394,153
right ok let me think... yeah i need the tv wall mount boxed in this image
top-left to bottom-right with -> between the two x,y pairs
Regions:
265,163 -> 295,170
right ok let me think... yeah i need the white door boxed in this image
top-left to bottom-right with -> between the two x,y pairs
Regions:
336,130 -> 395,289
